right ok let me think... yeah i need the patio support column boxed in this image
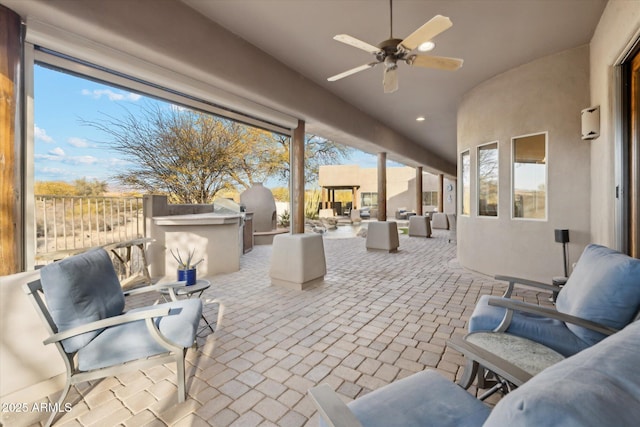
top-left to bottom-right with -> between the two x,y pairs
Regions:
416,166 -> 423,216
377,152 -> 387,221
438,174 -> 444,212
352,186 -> 357,209
1,5 -> 22,275
291,119 -> 305,234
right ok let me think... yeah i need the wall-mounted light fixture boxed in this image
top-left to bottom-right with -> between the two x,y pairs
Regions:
581,106 -> 600,140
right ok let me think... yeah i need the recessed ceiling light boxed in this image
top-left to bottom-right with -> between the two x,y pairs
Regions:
418,41 -> 435,52
416,116 -> 426,122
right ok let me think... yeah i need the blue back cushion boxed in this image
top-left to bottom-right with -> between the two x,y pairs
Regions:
40,248 -> 125,353
556,244 -> 640,344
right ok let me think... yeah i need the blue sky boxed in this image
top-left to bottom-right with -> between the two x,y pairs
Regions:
34,65 -> 397,189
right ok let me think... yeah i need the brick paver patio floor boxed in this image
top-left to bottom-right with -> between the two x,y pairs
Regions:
9,230 -> 552,427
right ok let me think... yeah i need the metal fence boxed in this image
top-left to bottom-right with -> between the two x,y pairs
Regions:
35,195 -> 145,261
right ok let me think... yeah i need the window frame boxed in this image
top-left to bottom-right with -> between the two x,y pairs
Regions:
360,192 -> 378,208
422,191 -> 438,207
511,131 -> 548,221
460,150 -> 471,216
477,141 -> 499,218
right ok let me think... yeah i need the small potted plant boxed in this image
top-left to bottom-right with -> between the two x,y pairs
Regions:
170,249 -> 203,286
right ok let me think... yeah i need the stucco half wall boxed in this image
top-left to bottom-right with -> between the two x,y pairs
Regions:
457,45 -> 591,282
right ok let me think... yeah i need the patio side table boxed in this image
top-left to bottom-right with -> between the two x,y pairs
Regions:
448,332 -> 565,400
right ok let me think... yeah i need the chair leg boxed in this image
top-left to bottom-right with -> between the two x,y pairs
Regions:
476,366 -> 499,389
176,350 -> 186,403
45,379 -> 71,427
457,359 -> 479,389
478,379 -> 510,401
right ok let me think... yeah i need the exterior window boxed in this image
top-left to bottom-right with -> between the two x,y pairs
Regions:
478,142 -> 499,216
461,150 -> 470,215
512,133 -> 547,219
422,191 -> 438,206
360,192 -> 378,208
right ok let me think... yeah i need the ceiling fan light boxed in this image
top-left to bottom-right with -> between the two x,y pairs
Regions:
418,41 -> 435,52
384,55 -> 397,69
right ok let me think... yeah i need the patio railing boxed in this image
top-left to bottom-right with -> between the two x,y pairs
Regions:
35,195 -> 145,262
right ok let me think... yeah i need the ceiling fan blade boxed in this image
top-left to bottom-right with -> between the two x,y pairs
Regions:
383,67 -> 399,93
333,34 -> 383,54
408,55 -> 463,71
328,62 -> 378,81
399,15 -> 453,51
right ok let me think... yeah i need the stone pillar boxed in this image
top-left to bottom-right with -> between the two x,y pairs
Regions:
377,152 -> 387,221
1,5 -> 22,275
416,166 -> 423,216
291,120 -> 305,234
438,174 -> 445,212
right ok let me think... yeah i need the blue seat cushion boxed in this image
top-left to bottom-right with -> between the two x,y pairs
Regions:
40,248 -> 125,353
468,295 -> 590,357
77,298 -> 202,371
333,370 -> 490,427
556,244 -> 640,345
485,320 -> 640,426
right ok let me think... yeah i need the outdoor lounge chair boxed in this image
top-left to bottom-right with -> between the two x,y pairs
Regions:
23,248 -> 202,427
308,319 -> 640,427
468,244 -> 640,357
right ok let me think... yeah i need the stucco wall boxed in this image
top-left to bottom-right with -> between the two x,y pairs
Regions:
0,270 -> 65,400
589,0 -> 640,248
457,46 -> 591,281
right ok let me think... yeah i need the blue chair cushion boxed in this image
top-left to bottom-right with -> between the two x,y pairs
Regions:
338,370 -> 490,427
468,295 -> 590,357
485,320 -> 640,426
556,244 -> 640,345
77,298 -> 202,371
40,248 -> 125,353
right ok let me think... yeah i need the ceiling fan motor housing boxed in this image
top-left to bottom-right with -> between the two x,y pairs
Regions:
376,38 -> 405,62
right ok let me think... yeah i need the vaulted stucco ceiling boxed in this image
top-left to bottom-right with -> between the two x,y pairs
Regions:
182,0 -> 607,166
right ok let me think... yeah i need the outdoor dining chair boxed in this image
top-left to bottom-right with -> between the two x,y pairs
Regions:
23,248 -> 202,427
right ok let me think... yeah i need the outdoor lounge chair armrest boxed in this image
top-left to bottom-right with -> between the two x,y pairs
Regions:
308,384 -> 364,427
43,307 -> 172,345
494,275 -> 561,298
487,297 -> 619,336
123,281 -> 187,297
447,336 -> 533,386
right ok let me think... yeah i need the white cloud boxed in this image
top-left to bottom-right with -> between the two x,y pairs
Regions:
39,166 -> 73,176
106,158 -> 131,167
81,88 -> 142,102
49,147 -> 65,156
34,125 -> 54,143
67,137 -> 90,148
70,155 -> 98,165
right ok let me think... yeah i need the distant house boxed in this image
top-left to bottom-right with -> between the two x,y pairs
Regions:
318,165 -> 456,217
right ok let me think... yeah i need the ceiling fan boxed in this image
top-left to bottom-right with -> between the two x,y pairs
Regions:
327,0 -> 463,93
